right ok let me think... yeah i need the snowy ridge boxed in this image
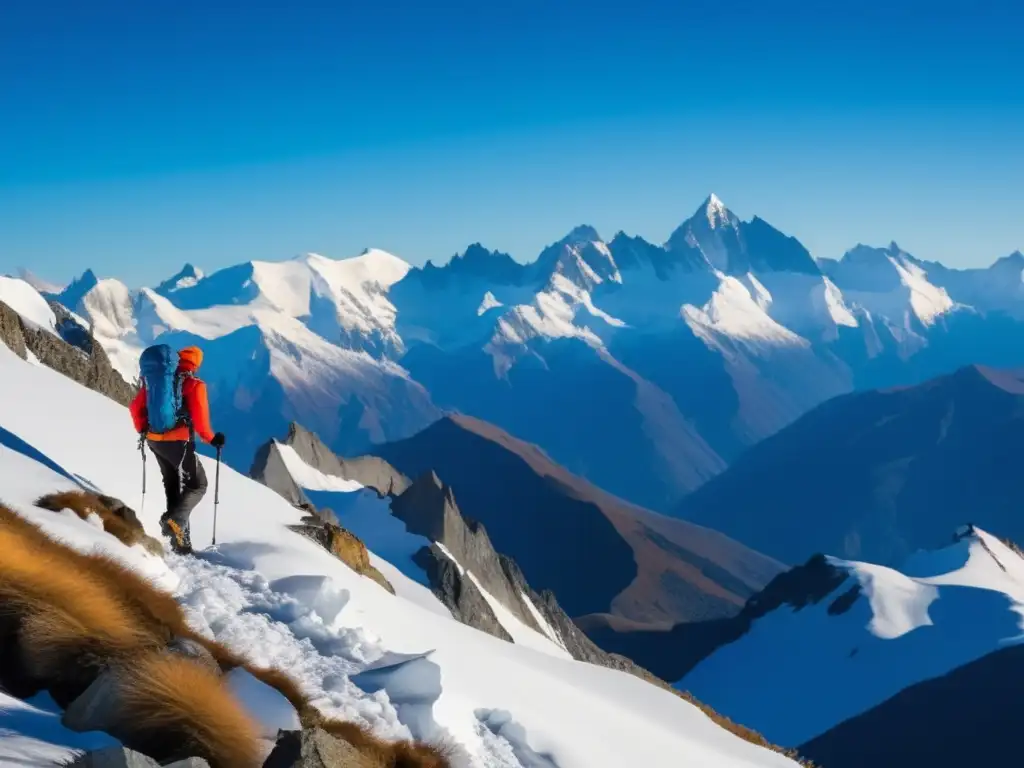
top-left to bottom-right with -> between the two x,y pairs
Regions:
0,276 -> 58,335
822,244 -> 955,329
681,527 -> 1024,748
39,195 -> 1024,512
0,341 -> 797,767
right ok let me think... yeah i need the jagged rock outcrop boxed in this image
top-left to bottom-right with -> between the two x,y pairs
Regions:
0,300 -> 133,406
391,471 -> 541,632
250,422 -> 410,507
50,300 -> 94,354
251,423 -> 681,682
412,543 -> 512,642
289,513 -> 395,594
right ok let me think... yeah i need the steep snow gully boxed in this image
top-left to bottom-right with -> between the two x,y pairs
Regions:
0,340 -> 797,768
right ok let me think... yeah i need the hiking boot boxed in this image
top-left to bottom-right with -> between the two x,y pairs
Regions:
165,519 -> 192,555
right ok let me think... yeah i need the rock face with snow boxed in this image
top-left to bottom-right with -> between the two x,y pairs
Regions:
0,292 -> 133,406
252,422 -> 675,677
251,422 -> 411,506
675,364 -> 1024,567
678,527 -> 1024,751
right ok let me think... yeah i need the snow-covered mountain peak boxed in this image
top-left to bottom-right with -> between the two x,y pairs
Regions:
560,224 -> 603,245
155,262 -> 204,295
703,193 -> 733,228
683,524 -> 1024,749
56,268 -> 101,309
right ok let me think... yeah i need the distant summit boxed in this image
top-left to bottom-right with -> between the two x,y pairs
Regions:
155,263 -> 204,295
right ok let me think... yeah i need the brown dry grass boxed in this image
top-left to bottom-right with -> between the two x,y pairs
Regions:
35,490 -> 162,555
1,497 -> 448,766
115,652 -> 263,768
318,717 -> 454,768
0,505 -> 156,699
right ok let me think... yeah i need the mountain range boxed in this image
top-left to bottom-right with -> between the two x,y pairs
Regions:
674,364 -> 1024,566
26,194 -> 1024,513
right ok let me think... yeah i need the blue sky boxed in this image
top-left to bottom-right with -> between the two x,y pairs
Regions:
2,0 -> 1022,287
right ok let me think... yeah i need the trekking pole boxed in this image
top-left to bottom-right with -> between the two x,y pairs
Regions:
212,445 -> 222,546
138,433 -> 147,516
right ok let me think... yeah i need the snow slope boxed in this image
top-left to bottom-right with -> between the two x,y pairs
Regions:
0,342 -> 798,768
0,276 -> 58,334
822,244 -> 955,329
680,527 -> 1024,748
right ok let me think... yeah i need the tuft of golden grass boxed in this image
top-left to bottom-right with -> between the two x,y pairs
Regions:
318,718 -> 454,768
115,652 -> 263,768
0,506 -> 156,700
1,497 -> 447,767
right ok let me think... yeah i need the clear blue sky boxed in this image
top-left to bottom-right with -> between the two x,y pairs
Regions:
2,0 -> 1022,287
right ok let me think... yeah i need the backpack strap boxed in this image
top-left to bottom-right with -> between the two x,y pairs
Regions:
175,370 -> 197,445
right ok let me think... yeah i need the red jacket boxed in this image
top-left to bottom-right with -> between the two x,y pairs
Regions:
130,348 -> 216,444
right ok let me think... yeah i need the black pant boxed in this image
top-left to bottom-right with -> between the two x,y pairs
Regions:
148,439 -> 208,530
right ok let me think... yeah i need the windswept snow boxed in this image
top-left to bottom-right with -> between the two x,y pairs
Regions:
0,276 -> 57,334
0,341 -> 797,767
681,528 -> 1024,747
275,443 -> 363,492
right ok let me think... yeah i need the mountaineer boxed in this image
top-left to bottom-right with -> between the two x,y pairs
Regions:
130,344 -> 225,554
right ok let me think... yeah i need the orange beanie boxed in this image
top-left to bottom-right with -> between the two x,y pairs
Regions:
178,346 -> 203,371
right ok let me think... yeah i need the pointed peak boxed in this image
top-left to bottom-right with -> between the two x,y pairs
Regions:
690,193 -> 737,231
156,262 -> 205,295
707,192 -> 726,210
460,243 -> 506,261
561,225 -> 602,245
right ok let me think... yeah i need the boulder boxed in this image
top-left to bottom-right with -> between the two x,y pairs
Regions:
62,667 -> 124,735
262,727 -> 372,768
288,518 -> 394,595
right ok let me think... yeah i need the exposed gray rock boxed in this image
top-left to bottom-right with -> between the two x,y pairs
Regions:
66,746 -> 162,767
393,471 -> 541,632
247,423 -> 670,685
412,544 -> 511,642
0,301 -> 27,358
0,299 -> 134,406
250,423 -> 410,507
262,727 -> 367,768
249,441 -> 307,508
50,300 -> 94,354
62,667 -> 124,735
